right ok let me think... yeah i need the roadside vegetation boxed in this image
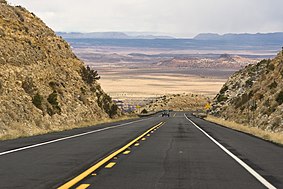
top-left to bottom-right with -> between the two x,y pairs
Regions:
0,114 -> 137,141
141,93 -> 209,113
206,115 -> 283,145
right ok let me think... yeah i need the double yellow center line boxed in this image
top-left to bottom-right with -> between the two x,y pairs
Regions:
58,121 -> 164,189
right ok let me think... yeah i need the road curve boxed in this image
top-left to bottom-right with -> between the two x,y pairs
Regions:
0,112 -> 282,189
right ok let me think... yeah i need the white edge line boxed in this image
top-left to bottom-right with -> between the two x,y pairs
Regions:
184,113 -> 276,189
0,117 -> 153,156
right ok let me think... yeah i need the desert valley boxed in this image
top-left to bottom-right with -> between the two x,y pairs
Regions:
59,32 -> 280,112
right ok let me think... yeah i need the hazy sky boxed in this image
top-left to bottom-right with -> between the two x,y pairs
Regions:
8,0 -> 283,37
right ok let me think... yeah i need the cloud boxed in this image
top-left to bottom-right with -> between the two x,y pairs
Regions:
8,0 -> 283,37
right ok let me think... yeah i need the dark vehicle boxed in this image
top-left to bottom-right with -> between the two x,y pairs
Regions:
162,110 -> 170,117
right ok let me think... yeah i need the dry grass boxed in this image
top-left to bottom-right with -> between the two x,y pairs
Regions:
0,115 -> 137,141
206,115 -> 283,145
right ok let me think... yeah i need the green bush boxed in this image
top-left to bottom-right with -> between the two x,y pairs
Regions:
217,94 -> 228,102
267,63 -> 275,71
219,85 -> 228,94
32,93 -> 43,110
96,94 -> 118,118
0,80 -> 3,94
109,104 -> 118,118
276,91 -> 283,105
268,81 -> 277,89
47,92 -> 59,106
81,66 -> 100,84
248,90 -> 254,98
47,92 -> 61,115
245,79 -> 253,87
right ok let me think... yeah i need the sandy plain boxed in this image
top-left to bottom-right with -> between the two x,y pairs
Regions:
94,66 -> 234,100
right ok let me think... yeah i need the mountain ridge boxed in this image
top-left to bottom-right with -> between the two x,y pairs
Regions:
194,32 -> 283,43
57,32 -> 175,39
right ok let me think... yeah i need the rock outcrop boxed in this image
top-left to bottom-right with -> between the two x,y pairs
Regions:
211,50 -> 283,132
0,1 -> 119,139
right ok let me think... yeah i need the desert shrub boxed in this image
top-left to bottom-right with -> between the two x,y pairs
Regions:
240,106 -> 245,111
250,103 -> 257,111
235,93 -> 249,108
14,8 -> 25,22
22,77 -> 37,94
0,80 -> 3,94
49,81 -> 59,90
0,0 -> 7,4
97,94 -> 119,118
254,93 -> 264,100
248,90 -> 254,98
79,94 -> 88,105
104,94 -> 112,102
268,81 -> 277,89
48,92 -> 59,106
141,109 -> 148,114
220,85 -> 228,94
80,87 -> 86,94
245,79 -> 253,87
81,66 -> 100,84
32,93 -> 43,110
263,99 -> 270,107
217,94 -> 228,102
108,104 -> 118,118
96,84 -> 102,91
267,63 -> 275,71
90,86 -> 96,92
47,92 -> 61,115
276,91 -> 283,105
266,107 -> 277,115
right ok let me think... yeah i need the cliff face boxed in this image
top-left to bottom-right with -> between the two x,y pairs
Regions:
211,50 -> 283,132
0,1 -> 119,139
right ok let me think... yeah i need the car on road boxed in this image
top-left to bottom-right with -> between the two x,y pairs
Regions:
162,110 -> 170,117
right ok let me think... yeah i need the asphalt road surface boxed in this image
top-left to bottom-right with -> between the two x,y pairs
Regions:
0,112 -> 282,189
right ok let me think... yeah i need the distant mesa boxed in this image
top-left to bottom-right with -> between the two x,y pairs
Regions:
194,33 -> 221,40
57,32 -> 175,39
194,32 -> 283,43
219,54 -> 232,59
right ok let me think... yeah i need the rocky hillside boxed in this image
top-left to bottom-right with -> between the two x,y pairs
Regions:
141,94 -> 209,112
0,1 -> 119,139
210,50 -> 283,132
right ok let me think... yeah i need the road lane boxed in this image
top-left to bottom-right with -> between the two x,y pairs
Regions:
0,118 -> 154,156
58,122 -> 164,189
185,114 -> 275,189
77,112 -> 273,189
0,117 -> 151,153
1,112 -> 282,189
0,116 -> 163,189
187,113 -> 283,188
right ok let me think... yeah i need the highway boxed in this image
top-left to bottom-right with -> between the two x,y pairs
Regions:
0,112 -> 282,189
